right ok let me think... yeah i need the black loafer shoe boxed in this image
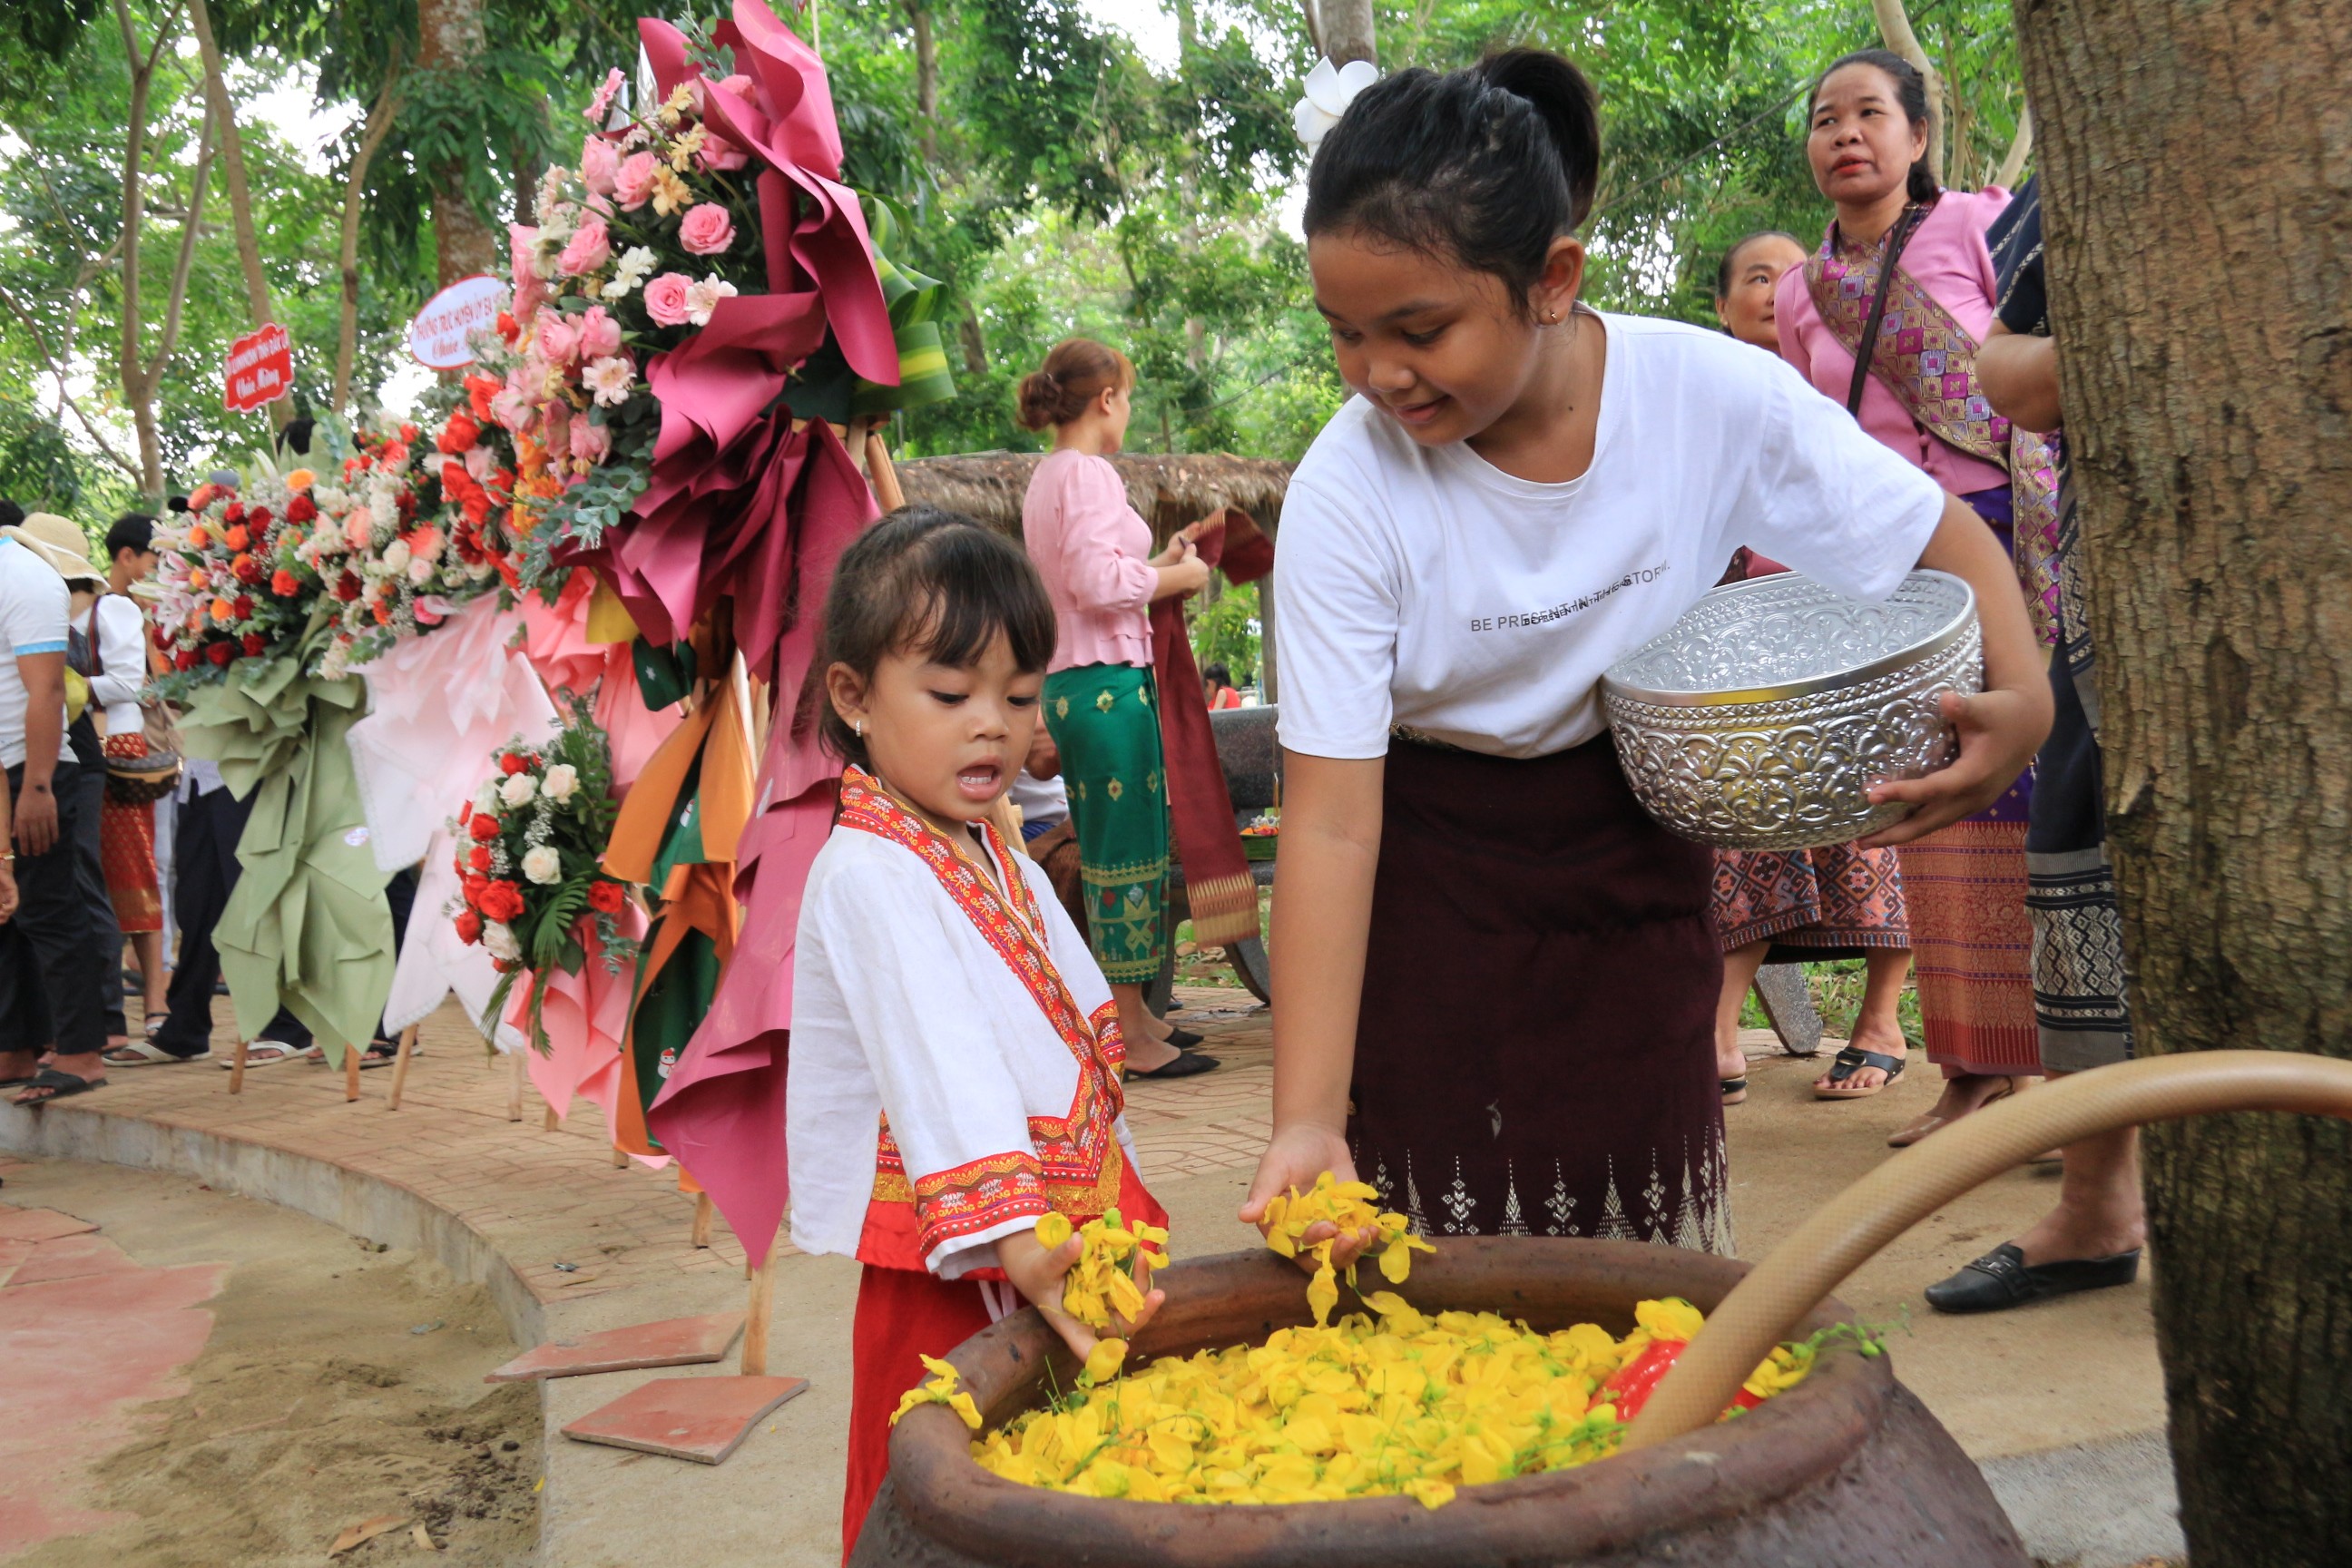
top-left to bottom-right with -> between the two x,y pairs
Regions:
1166,1027 -> 1204,1050
1925,1241 -> 2141,1314
1127,1052 -> 1220,1081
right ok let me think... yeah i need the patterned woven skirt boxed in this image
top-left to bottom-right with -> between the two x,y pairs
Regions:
1711,843 -> 1908,957
1042,663 -> 1168,985
99,733 -> 162,934
1351,732 -> 1733,1256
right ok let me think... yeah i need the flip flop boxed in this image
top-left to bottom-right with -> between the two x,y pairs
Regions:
218,1039 -> 306,1069
12,1067 -> 106,1106
1814,1045 -> 1906,1101
103,1040 -> 208,1068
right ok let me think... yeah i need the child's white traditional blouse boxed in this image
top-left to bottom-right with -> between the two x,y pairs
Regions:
787,769 -> 1149,1279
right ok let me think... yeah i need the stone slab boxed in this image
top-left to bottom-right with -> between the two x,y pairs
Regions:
0,1239 -> 31,1288
561,1375 -> 809,1465
487,1311 -> 746,1382
4,1233 -> 142,1289
0,1206 -> 97,1243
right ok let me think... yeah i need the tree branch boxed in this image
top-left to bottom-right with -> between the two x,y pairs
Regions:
0,284 -> 145,479
1298,0 -> 1320,56
1870,0 -> 1945,186
335,58 -> 407,415
1995,103 -> 2034,190
145,114 -> 218,391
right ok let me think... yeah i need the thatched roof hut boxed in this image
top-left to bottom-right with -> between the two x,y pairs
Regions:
893,451 -> 1292,545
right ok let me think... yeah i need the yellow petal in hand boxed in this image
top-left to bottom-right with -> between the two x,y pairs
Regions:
1035,1212 -> 1073,1251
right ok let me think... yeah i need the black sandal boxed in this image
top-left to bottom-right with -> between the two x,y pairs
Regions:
1814,1045 -> 1906,1100
12,1067 -> 107,1106
1127,1052 -> 1220,1081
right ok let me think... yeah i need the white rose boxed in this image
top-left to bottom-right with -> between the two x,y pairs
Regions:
407,556 -> 435,585
483,920 -> 521,962
499,772 -> 537,808
473,780 -> 503,817
541,763 -> 580,803
380,538 -> 412,575
521,844 -> 564,885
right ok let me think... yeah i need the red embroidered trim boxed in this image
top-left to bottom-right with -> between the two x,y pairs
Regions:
909,1149 -> 1051,1257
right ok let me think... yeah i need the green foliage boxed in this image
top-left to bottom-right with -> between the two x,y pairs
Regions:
1188,579 -> 1260,686
0,392 -> 84,512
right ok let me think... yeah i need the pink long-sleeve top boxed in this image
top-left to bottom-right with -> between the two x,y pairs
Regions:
1773,186 -> 2013,497
1022,447 -> 1156,672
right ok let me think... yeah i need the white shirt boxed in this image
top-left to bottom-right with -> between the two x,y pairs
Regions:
88,593 -> 149,735
0,537 -> 74,769
787,814 -> 1137,1278
1005,767 -> 1068,833
1274,313 -> 1949,760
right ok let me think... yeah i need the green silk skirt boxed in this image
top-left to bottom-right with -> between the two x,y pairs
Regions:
1043,663 -> 1169,985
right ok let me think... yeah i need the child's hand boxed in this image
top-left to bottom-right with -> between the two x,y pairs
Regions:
997,1228 -> 1167,1366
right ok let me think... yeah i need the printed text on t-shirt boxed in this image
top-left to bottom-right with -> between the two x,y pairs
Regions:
1469,561 -> 1671,632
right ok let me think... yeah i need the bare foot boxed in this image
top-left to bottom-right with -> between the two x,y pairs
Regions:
0,1049 -> 37,1084
1926,1072 -> 2024,1122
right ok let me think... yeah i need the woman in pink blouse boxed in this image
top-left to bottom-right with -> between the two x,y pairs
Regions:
1017,338 -> 1214,1079
1775,49 -> 2059,1144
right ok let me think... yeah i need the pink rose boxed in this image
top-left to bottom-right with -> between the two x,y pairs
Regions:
613,152 -> 660,211
580,135 -> 620,196
489,388 -> 532,434
570,419 -> 612,466
534,308 -> 579,365
540,404 -> 572,458
557,217 -> 612,278
575,304 -> 622,361
718,73 -> 754,101
507,223 -> 539,289
642,272 -> 694,328
344,506 -> 375,552
587,66 -> 625,125
677,202 -> 735,256
698,131 -> 750,173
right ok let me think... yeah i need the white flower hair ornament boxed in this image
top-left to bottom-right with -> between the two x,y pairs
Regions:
1293,57 -> 1380,153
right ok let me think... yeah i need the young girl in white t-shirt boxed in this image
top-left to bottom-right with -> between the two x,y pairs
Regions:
789,506 -> 1166,1560
1242,50 -> 2051,1267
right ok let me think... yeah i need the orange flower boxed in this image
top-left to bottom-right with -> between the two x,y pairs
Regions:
223,524 -> 250,553
187,524 -> 210,550
209,597 -> 233,623
284,467 -> 315,491
371,601 -> 392,626
188,566 -> 210,591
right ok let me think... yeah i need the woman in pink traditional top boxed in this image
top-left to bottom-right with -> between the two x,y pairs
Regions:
1775,49 -> 2059,1142
1017,338 -> 1215,1079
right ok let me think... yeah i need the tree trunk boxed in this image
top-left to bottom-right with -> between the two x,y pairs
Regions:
334,66 -> 405,416
1321,0 -> 1373,66
908,0 -> 938,163
2016,5 -> 2352,1567
956,303 -> 988,377
418,0 -> 496,286
111,0 -> 176,500
186,0 -> 288,433
1870,0 -> 1945,189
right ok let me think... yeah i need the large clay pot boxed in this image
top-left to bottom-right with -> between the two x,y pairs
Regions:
859,1237 -> 2026,1567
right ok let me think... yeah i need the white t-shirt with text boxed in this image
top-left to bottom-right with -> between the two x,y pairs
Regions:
0,537 -> 74,769
1274,312 -> 1949,760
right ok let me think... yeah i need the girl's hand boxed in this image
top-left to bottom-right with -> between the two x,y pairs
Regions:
1149,534 -> 1198,570
996,1227 -> 1166,1364
1240,1123 -> 1379,1274
1858,686 -> 2044,848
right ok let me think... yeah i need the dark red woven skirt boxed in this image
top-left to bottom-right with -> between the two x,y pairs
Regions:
1351,734 -> 1733,1255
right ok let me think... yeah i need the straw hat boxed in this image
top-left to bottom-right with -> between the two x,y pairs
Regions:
3,513 -> 104,586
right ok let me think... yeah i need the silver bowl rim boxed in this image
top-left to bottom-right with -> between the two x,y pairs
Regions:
1601,568 -> 1978,710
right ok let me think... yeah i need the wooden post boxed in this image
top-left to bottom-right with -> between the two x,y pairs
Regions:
386,1025 -> 418,1110
343,1042 -> 362,1102
227,1037 -> 249,1094
544,1104 -> 559,1131
691,1191 -> 715,1249
740,1244 -> 777,1376
506,1047 -> 524,1122
612,1143 -> 629,1169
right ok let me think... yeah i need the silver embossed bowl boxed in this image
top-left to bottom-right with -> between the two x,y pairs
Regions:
1601,570 -> 1981,851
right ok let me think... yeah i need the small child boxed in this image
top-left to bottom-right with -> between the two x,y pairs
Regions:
788,505 -> 1168,1560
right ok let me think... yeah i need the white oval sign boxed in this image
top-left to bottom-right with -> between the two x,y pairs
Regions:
406,273 -> 507,370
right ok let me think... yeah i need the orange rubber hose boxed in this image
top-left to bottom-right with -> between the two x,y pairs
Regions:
1622,1050 -> 2352,1451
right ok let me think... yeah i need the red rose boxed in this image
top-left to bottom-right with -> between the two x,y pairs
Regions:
223,501 -> 246,525
437,410 -> 480,455
245,506 -> 272,531
187,483 -> 220,512
495,311 -> 520,344
286,494 -> 318,524
270,568 -> 300,597
399,422 -> 419,445
152,624 -> 172,650
383,444 -> 412,475
498,752 -> 529,776
334,571 -> 362,603
586,879 -> 626,915
477,880 -> 526,923
232,594 -> 254,620
174,648 -> 197,671
454,908 -> 483,946
207,641 -> 233,666
240,632 -> 266,657
233,554 -> 266,585
494,957 -> 518,974
468,844 -> 492,870
468,813 -> 502,842
462,872 -> 489,906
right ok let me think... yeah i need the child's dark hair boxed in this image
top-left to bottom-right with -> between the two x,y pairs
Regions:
1303,48 -> 1602,312
1714,230 -> 1801,300
1810,49 -> 1939,205
817,505 -> 1058,771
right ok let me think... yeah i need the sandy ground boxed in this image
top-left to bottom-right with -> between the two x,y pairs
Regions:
2,1160 -> 538,1568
